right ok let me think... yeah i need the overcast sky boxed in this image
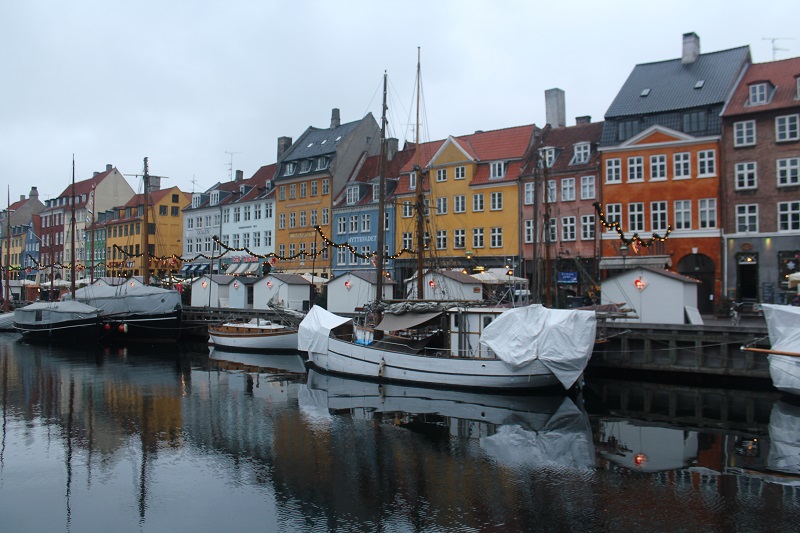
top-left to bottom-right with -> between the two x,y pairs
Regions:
2,0 -> 797,205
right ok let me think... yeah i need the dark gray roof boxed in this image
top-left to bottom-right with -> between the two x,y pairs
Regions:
604,46 -> 750,118
282,118 -> 364,162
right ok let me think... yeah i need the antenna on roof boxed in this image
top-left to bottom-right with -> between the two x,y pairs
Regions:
225,151 -> 241,181
762,37 -> 794,60
190,174 -> 200,193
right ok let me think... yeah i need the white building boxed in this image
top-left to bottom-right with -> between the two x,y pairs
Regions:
252,273 -> 312,312
404,270 -> 483,301
326,271 -> 394,315
601,267 -> 701,324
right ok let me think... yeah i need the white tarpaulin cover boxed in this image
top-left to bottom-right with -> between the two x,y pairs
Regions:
479,304 -> 597,389
14,301 -> 101,325
63,283 -> 181,316
762,304 -> 800,395
298,305 -> 352,354
479,396 -> 595,469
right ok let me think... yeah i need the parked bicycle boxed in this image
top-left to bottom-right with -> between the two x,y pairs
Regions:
730,302 -> 743,326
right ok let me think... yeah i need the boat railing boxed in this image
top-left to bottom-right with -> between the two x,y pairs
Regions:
333,331 -> 496,360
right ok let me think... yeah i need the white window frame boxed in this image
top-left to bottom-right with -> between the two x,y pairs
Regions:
472,228 -> 484,248
698,150 -> 716,177
734,120 -> 756,147
454,195 -> 466,213
524,182 -> 535,204
349,215 -> 358,233
524,219 -> 534,243
777,158 -> 800,187
561,178 -> 575,201
674,200 -> 692,230
776,114 -> 800,142
651,201 -> 668,232
627,156 -> 644,182
490,227 -> 503,248
735,162 -> 758,190
402,232 -> 413,250
736,204 -> 758,233
561,217 -> 576,241
545,180 -> 556,203
699,198 -> 717,229
606,158 -> 621,183
409,172 -> 417,190
650,154 -> 667,181
346,186 -> 359,205
571,143 -> 590,165
472,193 -> 484,212
361,214 -> 370,233
436,168 -> 447,182
490,161 -> 506,179
490,192 -> 503,211
436,197 -> 447,215
605,203 -> 621,232
402,202 -> 413,218
674,152 -> 691,179
580,215 -> 595,240
435,230 -> 447,250
778,201 -> 800,231
580,176 -> 595,200
749,83 -> 768,105
628,202 -> 644,232
455,166 -> 466,180
454,228 -> 465,249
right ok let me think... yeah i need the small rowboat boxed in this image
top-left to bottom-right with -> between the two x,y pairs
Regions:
208,318 -> 298,352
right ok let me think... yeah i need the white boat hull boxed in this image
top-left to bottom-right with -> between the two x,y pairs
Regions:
308,336 -> 561,390
769,355 -> 800,396
209,327 -> 298,352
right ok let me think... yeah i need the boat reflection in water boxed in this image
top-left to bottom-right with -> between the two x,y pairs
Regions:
301,369 -> 596,470
767,400 -> 800,479
208,345 -> 307,376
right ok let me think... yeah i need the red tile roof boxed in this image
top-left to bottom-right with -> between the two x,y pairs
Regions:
539,122 -> 604,174
723,57 -> 800,116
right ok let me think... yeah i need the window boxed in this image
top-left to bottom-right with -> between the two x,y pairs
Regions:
734,120 -> 756,146
736,204 -> 758,233
299,210 -> 306,227
361,214 -> 370,232
778,201 -> 800,231
651,201 -> 667,232
524,219 -> 534,243
606,158 -> 621,183
606,203 -> 621,231
289,212 -> 296,228
490,192 -> 503,210
472,193 -> 484,212
650,154 -> 667,180
454,229 -> 465,249
300,183 -> 307,198
541,149 -> 555,168
283,162 -> 295,176
300,160 -> 312,173
243,206 -> 251,221
253,231 -> 261,248
402,202 -> 413,218
490,161 -> 506,178
561,178 -> 575,201
279,186 -> 286,201
490,227 -> 503,247
289,243 -> 296,258
545,180 -> 556,203
310,209 -> 318,226
776,114 -> 800,142
278,244 -> 285,258
409,172 -> 417,190
289,184 -> 296,199
254,204 -> 262,220
627,156 -> 644,182
372,183 -> 380,201
436,168 -> 447,182
749,83 -> 768,105
455,166 -> 466,179
617,120 -> 640,141
698,150 -> 716,177
683,111 -> 707,133
699,198 -> 717,229
232,234 -> 240,248
278,213 -> 285,229
628,203 -> 644,232
454,195 -> 466,213
778,158 -> 800,186
346,186 -> 359,205
571,143 -> 590,164
321,208 -> 329,225
674,200 -> 692,230
436,197 -> 447,215
232,207 -> 241,222
581,215 -> 595,240
674,152 -> 691,179
436,230 -> 447,249
337,247 -> 346,265
187,218 -> 194,229
383,212 -> 389,230
548,218 -> 557,243
402,232 -> 413,250
561,217 -> 576,241
317,157 -> 329,170
243,232 -> 250,249
349,215 -> 358,232
322,179 -> 329,194
265,203 -> 273,218
311,181 -> 318,196
735,162 -> 757,190
472,228 -> 484,248
524,182 -> 535,204
159,205 -> 167,216
360,246 -> 369,265
580,176 -> 595,200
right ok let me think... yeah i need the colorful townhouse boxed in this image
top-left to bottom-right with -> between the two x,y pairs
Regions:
21,214 -> 43,282
272,109 -> 380,278
392,125 -> 535,296
720,56 -> 800,306
519,88 -> 604,306
0,187 -> 43,282
599,33 -> 750,314
105,182 -> 190,281
330,138 -> 413,285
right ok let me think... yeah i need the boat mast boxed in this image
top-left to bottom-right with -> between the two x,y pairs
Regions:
89,184 -> 95,284
376,71 -> 388,306
142,157 -> 150,285
3,186 -> 9,312
70,156 -> 76,299
414,47 -> 425,300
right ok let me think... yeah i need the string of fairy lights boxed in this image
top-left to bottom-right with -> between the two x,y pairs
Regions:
592,202 -> 672,248
3,208 -> 671,276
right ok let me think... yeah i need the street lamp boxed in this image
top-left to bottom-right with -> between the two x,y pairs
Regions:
620,244 -> 629,270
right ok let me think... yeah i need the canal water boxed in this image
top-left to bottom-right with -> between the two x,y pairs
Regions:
0,333 -> 798,532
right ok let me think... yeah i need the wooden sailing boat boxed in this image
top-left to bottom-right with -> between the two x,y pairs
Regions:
742,303 -> 800,396
299,53 -> 598,390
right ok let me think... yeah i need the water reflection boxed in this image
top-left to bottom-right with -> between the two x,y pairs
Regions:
0,334 -> 799,532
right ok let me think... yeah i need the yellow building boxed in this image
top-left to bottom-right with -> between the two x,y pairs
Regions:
105,186 -> 190,280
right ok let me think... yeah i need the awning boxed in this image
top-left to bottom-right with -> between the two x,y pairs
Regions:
599,255 -> 672,270
244,262 -> 259,274
195,264 -> 210,275
179,264 -> 193,274
232,262 -> 249,275
225,263 -> 239,275
375,311 -> 441,332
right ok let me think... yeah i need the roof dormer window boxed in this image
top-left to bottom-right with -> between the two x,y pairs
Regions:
490,161 -> 507,179
346,185 -> 359,205
316,156 -> 329,170
192,194 -> 201,208
409,171 -> 417,190
300,160 -> 312,173
540,148 -> 556,168
571,143 -> 590,165
749,82 -> 769,106
210,191 -> 219,206
283,162 -> 296,176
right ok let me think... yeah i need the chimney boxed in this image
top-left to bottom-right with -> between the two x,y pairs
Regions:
93,172 -> 99,176
386,138 -> 399,161
576,116 -> 591,125
106,164 -> 112,172
682,32 -> 700,64
545,88 -> 566,129
330,108 -> 341,129
29,186 -> 39,199
20,195 -> 25,202
277,136 -> 292,160
148,176 -> 162,193
235,170 -> 244,182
